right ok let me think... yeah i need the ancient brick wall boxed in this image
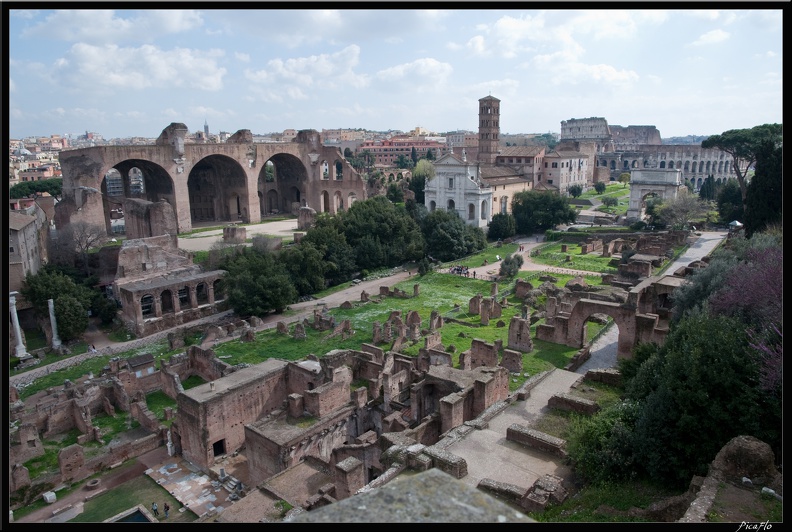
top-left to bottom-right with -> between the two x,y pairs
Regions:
468,338 -> 499,369
548,392 -> 600,415
506,424 -> 568,458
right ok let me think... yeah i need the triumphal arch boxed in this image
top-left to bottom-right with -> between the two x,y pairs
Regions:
624,168 -> 687,223
54,124 -> 367,235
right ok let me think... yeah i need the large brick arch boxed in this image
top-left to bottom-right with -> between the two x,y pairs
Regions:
56,126 -> 367,236
187,154 -> 248,224
566,299 -> 637,359
537,295 -> 665,361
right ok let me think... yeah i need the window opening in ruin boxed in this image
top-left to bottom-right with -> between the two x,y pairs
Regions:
161,290 -> 174,313
212,439 -> 226,457
178,287 -> 190,306
106,169 -> 124,197
129,167 -> 145,195
196,284 -> 208,305
141,295 -> 154,316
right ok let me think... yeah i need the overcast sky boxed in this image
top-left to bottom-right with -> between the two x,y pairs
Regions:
7,7 -> 783,140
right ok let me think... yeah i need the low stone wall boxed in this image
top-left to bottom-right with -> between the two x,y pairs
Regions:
548,392 -> 600,415
584,368 -> 622,387
506,424 -> 567,459
421,445 -> 468,479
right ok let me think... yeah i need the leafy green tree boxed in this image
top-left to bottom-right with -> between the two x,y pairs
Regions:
412,159 -> 435,183
698,175 -> 720,201
386,182 -> 404,203
487,213 -> 516,241
277,242 -> 328,296
220,249 -> 297,315
601,196 -> 618,210
511,191 -> 577,235
627,310 -> 779,487
395,154 -> 414,170
498,253 -> 524,278
618,172 -> 631,188
359,150 -> 375,173
405,198 -> 428,227
410,146 -> 419,166
301,218 -> 358,286
743,138 -> 782,238
417,257 -> 431,276
425,148 -> 435,161
20,267 -> 94,321
343,147 -> 354,158
421,209 -> 485,262
701,123 -> 782,209
54,295 -> 90,342
643,196 -> 664,227
594,181 -> 607,194
566,400 -> 641,484
567,184 -> 583,198
655,193 -> 708,230
20,267 -> 95,341
408,174 -> 426,204
533,133 -> 558,149
716,179 -> 744,224
92,296 -> 119,326
9,177 -> 63,200
340,196 -> 424,267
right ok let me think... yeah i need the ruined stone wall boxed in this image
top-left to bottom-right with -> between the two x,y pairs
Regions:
8,423 -> 44,465
467,339 -> 499,369
610,125 -> 662,146
186,345 -> 230,381
176,365 -> 289,469
114,235 -> 190,280
304,380 -> 350,419
286,363 -> 325,396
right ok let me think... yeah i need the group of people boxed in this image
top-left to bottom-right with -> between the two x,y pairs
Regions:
449,264 -> 472,277
151,502 -> 170,519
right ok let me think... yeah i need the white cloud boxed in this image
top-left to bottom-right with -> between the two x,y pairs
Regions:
21,9 -> 203,45
564,10 -> 668,40
55,43 -> 227,92
244,45 -> 369,98
9,79 -> 16,92
687,10 -> 721,21
235,52 -> 251,63
375,58 -> 453,92
462,13 -> 544,58
690,29 -> 730,46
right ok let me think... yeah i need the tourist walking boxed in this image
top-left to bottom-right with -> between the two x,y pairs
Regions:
163,503 -> 170,518
151,502 -> 159,516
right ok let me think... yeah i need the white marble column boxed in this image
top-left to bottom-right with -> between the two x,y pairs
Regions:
48,298 -> 61,349
9,292 -> 28,358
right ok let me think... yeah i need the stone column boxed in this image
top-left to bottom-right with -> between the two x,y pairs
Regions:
48,298 -> 61,349
9,292 -> 28,357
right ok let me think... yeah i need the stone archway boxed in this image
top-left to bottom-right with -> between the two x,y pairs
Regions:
625,169 -> 686,222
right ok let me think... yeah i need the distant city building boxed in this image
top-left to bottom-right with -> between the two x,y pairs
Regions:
536,149 -> 589,195
356,136 -> 450,166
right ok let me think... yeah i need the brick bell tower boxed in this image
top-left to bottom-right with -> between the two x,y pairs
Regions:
478,95 -> 500,164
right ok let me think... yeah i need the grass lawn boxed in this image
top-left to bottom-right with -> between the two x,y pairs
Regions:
529,242 -> 619,274
69,473 -> 199,523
